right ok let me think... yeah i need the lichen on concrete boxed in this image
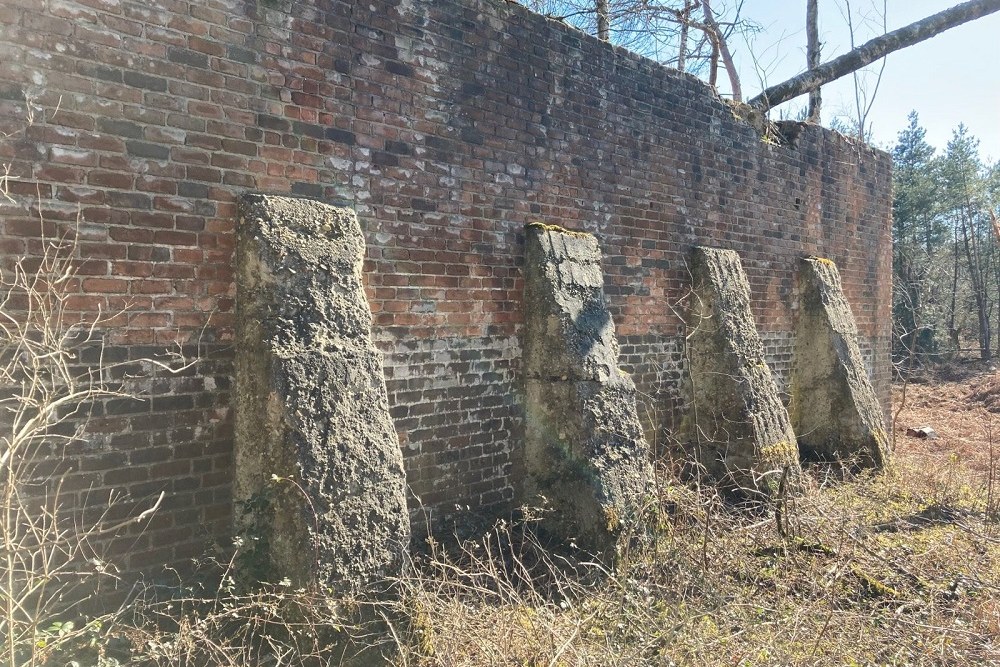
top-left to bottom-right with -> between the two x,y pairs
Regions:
680,247 -> 801,495
234,193 -> 410,593
522,223 -> 655,555
790,257 -> 891,468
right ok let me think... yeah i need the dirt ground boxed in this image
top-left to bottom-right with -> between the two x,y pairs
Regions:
893,364 -> 1000,477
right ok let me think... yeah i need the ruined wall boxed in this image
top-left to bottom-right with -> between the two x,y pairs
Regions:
0,0 -> 892,575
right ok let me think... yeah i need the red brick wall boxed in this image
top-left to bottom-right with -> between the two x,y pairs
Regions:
0,0 -> 892,575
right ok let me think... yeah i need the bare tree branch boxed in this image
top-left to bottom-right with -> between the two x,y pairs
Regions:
701,0 -> 742,100
749,0 -> 1000,111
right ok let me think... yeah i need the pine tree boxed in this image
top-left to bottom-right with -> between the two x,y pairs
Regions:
893,112 -> 943,251
940,125 -> 993,360
891,112 -> 941,360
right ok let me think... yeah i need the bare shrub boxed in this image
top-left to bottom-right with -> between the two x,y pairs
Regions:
0,220 -> 170,667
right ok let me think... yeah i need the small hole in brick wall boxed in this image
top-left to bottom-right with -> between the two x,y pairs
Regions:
794,197 -> 801,211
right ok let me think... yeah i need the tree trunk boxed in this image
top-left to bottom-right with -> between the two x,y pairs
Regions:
707,28 -> 719,88
993,236 -> 1000,358
959,202 -> 992,360
990,211 -> 1000,357
989,232 -> 1000,355
749,0 -> 1000,111
895,252 -> 918,358
806,0 -> 821,121
701,0 -> 742,101
677,2 -> 691,72
949,216 -> 961,356
596,0 -> 610,42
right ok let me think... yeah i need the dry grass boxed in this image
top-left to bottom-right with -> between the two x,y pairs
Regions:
378,373 -> 1000,666
10,366 -> 1000,666
388,479 -> 999,665
35,371 -> 999,666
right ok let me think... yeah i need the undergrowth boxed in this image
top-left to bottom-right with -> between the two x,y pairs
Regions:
378,452 -> 1000,666
49,447 -> 997,666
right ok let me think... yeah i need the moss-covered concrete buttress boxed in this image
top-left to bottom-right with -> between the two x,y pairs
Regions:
680,247 -> 802,495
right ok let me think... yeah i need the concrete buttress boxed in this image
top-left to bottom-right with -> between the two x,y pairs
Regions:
522,223 -> 655,555
234,193 -> 410,592
791,257 -> 891,468
680,247 -> 801,496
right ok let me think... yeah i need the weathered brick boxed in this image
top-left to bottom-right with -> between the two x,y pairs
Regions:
291,119 -> 324,139
123,71 -> 169,92
77,62 -> 123,83
0,0 -> 892,583
106,191 -> 152,209
257,113 -> 289,131
280,180 -> 317,197
82,277 -> 129,293
48,110 -> 97,131
187,35 -> 225,57
225,44 -> 255,64
23,12 -> 74,35
385,139 -> 410,155
125,140 -> 170,160
98,118 -> 144,139
386,61 -> 414,77
177,181 -> 210,198
324,127 -> 355,144
220,138 -> 256,156
0,83 -> 24,100
167,46 -> 209,69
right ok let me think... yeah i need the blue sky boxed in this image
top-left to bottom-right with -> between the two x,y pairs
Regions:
721,1 -> 1000,160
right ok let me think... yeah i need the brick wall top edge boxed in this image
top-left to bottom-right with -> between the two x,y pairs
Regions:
492,0 -> 888,161
365,0 -> 891,168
